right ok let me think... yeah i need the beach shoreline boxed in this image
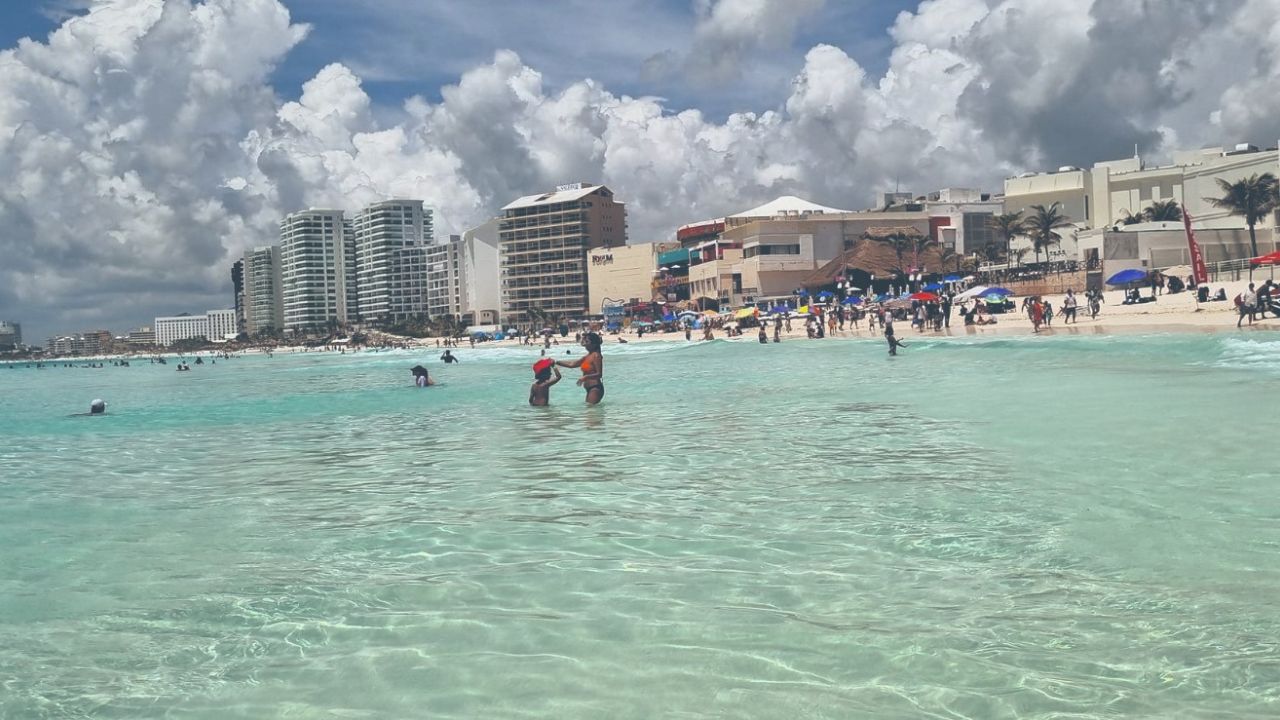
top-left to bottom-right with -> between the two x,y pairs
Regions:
7,281 -> 1278,365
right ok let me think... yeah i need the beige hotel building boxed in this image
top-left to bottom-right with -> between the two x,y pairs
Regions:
499,184 -> 626,323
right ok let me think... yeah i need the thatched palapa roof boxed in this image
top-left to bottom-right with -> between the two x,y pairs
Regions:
803,228 -> 943,287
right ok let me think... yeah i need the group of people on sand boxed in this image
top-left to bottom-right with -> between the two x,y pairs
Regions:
411,332 -> 605,408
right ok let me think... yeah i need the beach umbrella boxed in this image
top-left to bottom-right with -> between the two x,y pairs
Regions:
874,293 -> 891,303
842,296 -> 863,305
980,287 -> 1012,297
817,290 -> 834,299
1250,250 -> 1280,266
1106,268 -> 1148,285
768,305 -> 790,314
910,292 -> 940,301
797,289 -> 810,297
922,283 -> 943,292
953,285 -> 988,301
943,275 -> 962,282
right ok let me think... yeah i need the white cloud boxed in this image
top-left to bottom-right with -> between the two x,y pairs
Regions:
4,0 -> 1280,339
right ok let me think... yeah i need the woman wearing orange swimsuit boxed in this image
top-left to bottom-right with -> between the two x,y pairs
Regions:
557,332 -> 604,405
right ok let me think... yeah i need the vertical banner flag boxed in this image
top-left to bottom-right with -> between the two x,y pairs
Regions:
1182,210 -> 1209,284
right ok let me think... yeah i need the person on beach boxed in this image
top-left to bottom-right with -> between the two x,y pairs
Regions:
529,359 -> 562,406
410,365 -> 434,387
1031,298 -> 1044,333
1257,280 -> 1273,319
758,325 -> 768,344
1043,299 -> 1054,327
1237,283 -> 1257,327
557,332 -> 604,405
1062,290 -> 1078,323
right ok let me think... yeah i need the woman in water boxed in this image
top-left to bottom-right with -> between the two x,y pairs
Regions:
529,358 -> 562,406
557,332 -> 604,405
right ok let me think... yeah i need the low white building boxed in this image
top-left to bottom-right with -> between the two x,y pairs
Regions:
154,310 -> 236,346
206,309 -> 237,341
155,315 -> 209,346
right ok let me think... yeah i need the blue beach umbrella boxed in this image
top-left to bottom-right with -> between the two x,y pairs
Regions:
842,296 -> 863,305
943,275 -> 961,282
923,282 -> 943,291
980,287 -> 1012,297
817,291 -> 834,299
874,293 -> 891,303
1106,268 -> 1148,285
769,305 -> 790,314
796,289 -> 810,297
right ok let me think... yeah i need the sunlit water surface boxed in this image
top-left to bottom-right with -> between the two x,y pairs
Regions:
2,332 -> 1279,718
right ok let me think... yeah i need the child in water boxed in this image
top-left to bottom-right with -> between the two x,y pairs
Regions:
529,358 -> 562,406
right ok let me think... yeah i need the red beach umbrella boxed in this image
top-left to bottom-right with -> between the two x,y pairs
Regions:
1250,250 -> 1280,266
909,292 -> 939,301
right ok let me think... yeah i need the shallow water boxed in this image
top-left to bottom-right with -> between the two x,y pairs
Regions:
2,333 -> 1279,718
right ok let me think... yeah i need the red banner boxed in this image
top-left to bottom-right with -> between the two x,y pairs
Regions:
1182,210 -> 1209,284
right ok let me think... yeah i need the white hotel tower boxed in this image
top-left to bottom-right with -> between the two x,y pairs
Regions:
279,209 -> 354,331
352,199 -> 430,323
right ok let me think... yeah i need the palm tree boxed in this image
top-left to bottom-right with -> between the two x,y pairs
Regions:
988,212 -> 1026,264
1118,209 -> 1145,225
1023,203 -> 1073,265
1206,173 -> 1278,259
911,235 -> 938,274
1143,199 -> 1182,222
869,231 -> 915,276
981,241 -> 1004,263
940,247 -> 961,273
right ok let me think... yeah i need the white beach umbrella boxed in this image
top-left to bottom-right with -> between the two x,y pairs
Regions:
953,285 -> 989,301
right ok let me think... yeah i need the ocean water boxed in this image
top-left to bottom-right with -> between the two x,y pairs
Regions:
2,332 -> 1278,719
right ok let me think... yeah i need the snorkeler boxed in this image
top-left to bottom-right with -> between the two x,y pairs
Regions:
529,358 -> 562,406
556,331 -> 604,405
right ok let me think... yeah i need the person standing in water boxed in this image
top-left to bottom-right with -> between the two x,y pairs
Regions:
557,331 -> 604,405
410,365 -> 434,387
884,315 -> 905,356
529,359 -> 562,406
441,350 -> 459,364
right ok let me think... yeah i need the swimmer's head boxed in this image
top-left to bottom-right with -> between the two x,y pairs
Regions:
90,399 -> 106,414
533,358 -> 554,381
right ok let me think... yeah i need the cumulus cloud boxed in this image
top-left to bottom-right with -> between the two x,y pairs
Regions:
4,0 -> 1280,339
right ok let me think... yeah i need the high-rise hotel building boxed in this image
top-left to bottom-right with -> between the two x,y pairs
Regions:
499,184 -> 626,322
352,200 -> 430,324
279,209 -> 352,331
242,245 -> 284,336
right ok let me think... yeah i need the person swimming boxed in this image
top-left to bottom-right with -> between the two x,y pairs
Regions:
410,365 -> 434,387
529,358 -> 562,406
556,331 -> 604,405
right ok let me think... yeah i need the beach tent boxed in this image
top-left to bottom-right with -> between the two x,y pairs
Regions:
943,275 -> 962,283
1107,268 -> 1148,285
842,296 -> 863,305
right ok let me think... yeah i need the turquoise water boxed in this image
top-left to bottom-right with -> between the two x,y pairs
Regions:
2,333 -> 1279,718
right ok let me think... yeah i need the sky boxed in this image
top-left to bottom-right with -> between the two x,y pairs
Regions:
3,0 -> 1280,341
